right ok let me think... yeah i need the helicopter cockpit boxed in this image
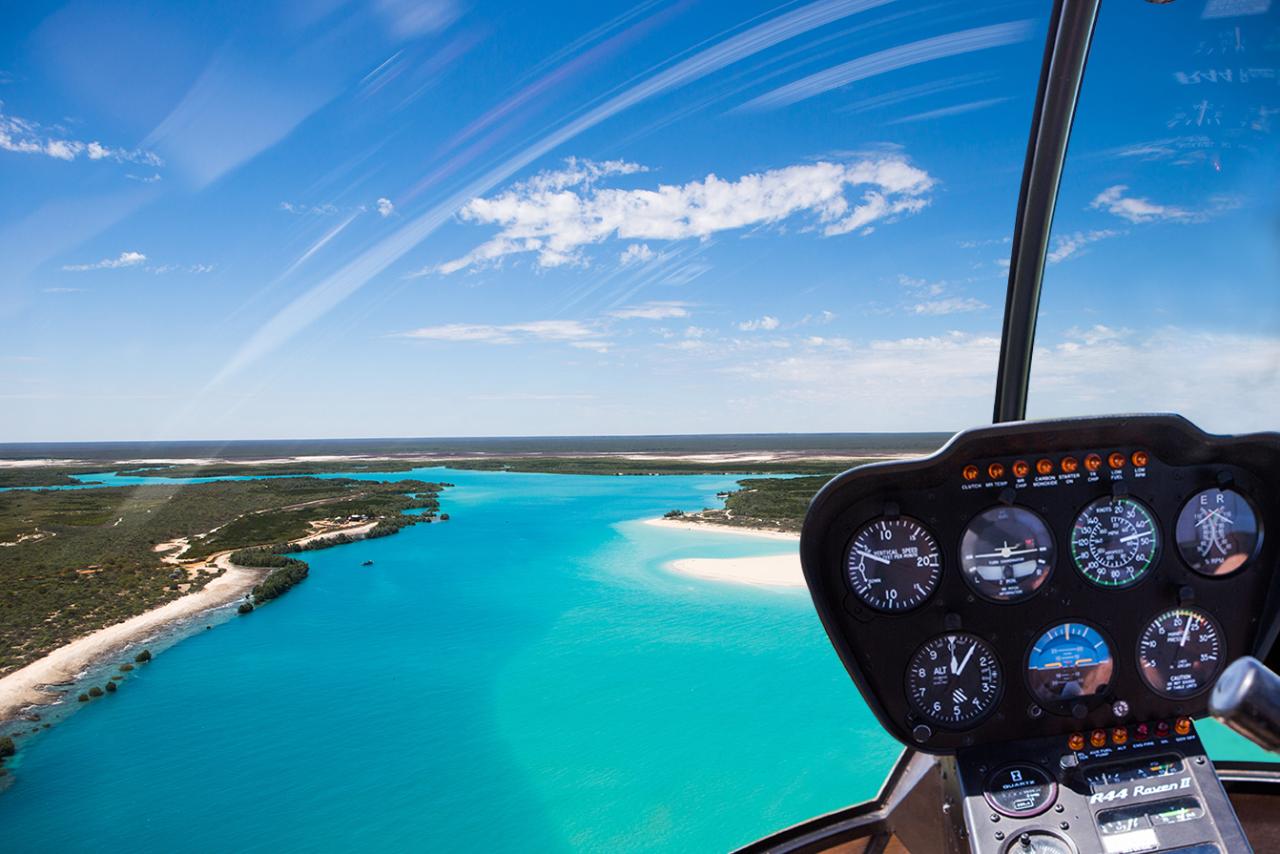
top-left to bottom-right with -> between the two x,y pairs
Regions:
738,2 -> 1280,852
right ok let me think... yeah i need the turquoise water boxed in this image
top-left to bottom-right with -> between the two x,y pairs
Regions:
2,468 -> 1271,852
0,469 -> 900,852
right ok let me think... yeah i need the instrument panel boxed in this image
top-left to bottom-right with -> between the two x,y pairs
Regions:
800,415 -> 1280,753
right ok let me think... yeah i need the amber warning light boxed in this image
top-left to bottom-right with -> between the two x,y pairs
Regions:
963,465 -> 980,481
1036,459 -> 1054,476
1084,454 -> 1102,472
1061,457 -> 1079,474
1012,460 -> 1030,478
1132,450 -> 1149,467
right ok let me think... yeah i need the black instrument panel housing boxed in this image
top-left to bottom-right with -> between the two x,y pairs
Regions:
800,415 -> 1280,754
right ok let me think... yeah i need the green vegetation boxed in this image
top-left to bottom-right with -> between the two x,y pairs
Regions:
0,735 -> 14,759
0,477 -> 445,676
237,601 -> 254,615
677,476 -> 828,533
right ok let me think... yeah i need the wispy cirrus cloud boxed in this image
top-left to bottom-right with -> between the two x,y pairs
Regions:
1046,229 -> 1122,263
393,319 -> 610,351
0,106 -> 163,167
61,251 -> 147,271
211,0 -> 903,384
739,21 -> 1034,111
425,156 -> 935,274
1090,185 -> 1239,224
607,301 -> 690,320
910,296 -> 986,316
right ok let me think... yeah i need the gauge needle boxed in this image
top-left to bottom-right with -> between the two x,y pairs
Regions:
1195,509 -> 1225,527
1179,618 -> 1194,647
1119,531 -> 1150,543
954,644 -> 976,676
854,549 -> 891,565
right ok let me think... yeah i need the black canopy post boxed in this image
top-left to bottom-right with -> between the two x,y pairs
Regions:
992,0 -> 1101,423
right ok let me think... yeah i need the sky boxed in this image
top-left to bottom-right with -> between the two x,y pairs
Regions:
0,0 -> 1277,442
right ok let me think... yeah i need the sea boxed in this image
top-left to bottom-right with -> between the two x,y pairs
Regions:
0,464 -> 1269,852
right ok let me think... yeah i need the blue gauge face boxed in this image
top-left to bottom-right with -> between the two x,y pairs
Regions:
1026,622 -> 1115,708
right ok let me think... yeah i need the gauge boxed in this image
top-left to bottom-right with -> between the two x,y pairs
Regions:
959,506 -> 1055,602
1175,488 -> 1261,577
905,633 -> 1002,727
1137,608 -> 1224,699
1026,622 -> 1114,708
845,517 -> 941,612
984,764 -> 1057,818
1070,496 -> 1159,588
1002,830 -> 1073,854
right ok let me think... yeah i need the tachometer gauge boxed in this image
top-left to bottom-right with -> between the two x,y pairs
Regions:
959,506 -> 1055,602
1175,488 -> 1261,577
1070,496 -> 1159,588
1137,608 -> 1224,699
845,517 -> 941,612
905,633 -> 1002,727
1026,622 -> 1114,708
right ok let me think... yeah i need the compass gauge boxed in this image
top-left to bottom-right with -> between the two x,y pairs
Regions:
1175,488 -> 1261,577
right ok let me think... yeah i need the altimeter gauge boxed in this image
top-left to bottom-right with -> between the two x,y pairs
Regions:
1070,496 -> 1159,588
905,633 -> 1002,727
845,517 -> 941,612
1137,608 -> 1224,699
1175,488 -> 1261,577
959,506 -> 1055,602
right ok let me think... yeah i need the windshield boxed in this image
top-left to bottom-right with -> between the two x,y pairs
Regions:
8,2 -> 1279,852
1027,0 -> 1280,432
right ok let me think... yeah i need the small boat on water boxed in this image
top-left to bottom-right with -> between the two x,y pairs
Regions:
361,560 -> 374,567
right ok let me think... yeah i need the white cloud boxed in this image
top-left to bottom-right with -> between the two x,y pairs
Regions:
61,251 -> 147,272
0,106 -> 162,167
740,21 -> 1033,111
1046,229 -> 1122,263
374,0 -> 461,38
280,201 -> 341,216
1089,185 -> 1238,225
126,172 -> 163,183
738,315 -> 781,331
149,263 -> 215,274
619,243 -> 655,265
898,273 -> 945,296
209,0 -> 917,384
430,156 -> 935,274
607,301 -> 690,320
394,319 -> 608,351
911,296 -> 986,316
377,197 -> 395,218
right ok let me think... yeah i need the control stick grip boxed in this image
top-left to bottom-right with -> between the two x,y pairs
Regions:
1210,656 -> 1280,753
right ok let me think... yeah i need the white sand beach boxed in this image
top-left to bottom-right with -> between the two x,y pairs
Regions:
0,519 -> 381,723
644,517 -> 804,588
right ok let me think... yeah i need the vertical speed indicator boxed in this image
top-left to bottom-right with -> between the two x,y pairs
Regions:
845,517 -> 941,612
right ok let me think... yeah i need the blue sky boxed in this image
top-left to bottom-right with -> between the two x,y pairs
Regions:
0,0 -> 1276,442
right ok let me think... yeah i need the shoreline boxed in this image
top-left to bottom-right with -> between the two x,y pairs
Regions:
641,516 -> 799,541
0,520 -> 379,725
642,517 -> 804,589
